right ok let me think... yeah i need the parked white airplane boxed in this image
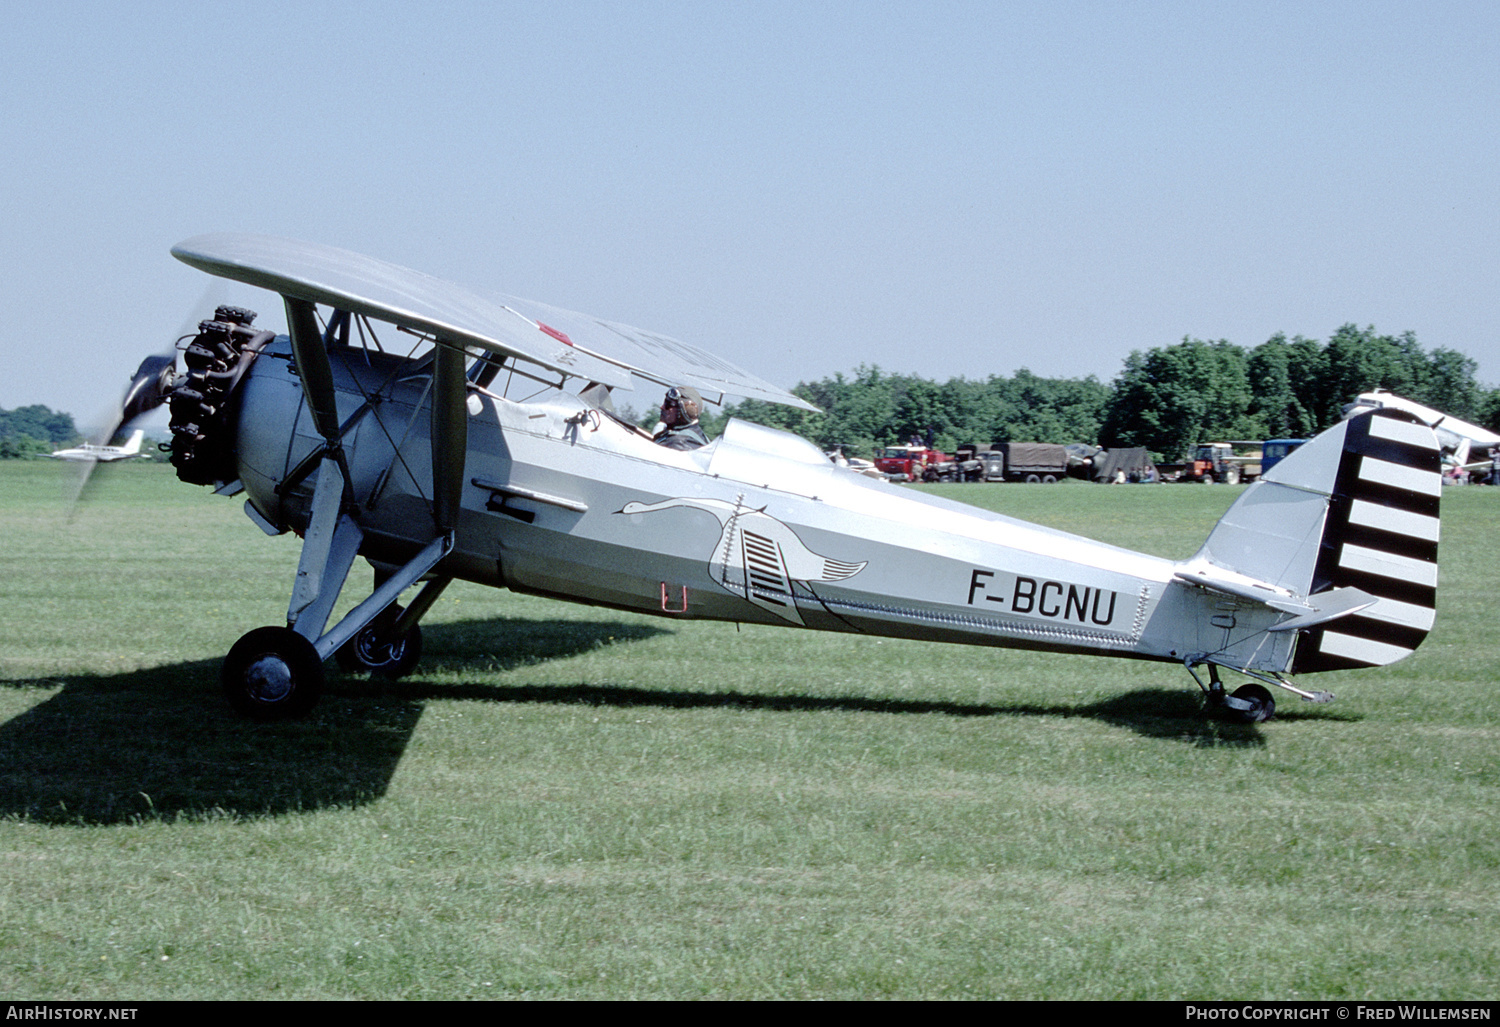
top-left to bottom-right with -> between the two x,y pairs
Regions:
1344,391 -> 1500,469
48,429 -> 149,462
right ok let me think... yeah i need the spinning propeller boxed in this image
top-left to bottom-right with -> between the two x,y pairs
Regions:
67,281 -> 266,509
64,344 -> 181,512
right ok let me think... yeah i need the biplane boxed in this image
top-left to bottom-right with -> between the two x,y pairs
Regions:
96,234 -> 1443,722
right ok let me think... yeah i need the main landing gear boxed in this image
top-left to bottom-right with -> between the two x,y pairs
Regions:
221,601 -> 427,719
334,604 -> 423,678
222,626 -> 325,720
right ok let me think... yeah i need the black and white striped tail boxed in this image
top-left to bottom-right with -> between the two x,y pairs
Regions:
1292,409 -> 1442,673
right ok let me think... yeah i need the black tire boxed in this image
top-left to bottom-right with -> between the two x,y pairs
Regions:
336,612 -> 423,679
1228,683 -> 1275,724
1024,474 -> 1041,484
222,626 -> 325,719
1041,474 -> 1058,484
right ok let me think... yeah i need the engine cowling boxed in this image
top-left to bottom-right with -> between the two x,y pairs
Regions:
167,306 -> 273,485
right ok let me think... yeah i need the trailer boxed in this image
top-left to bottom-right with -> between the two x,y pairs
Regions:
1260,439 -> 1307,474
1181,439 -> 1308,484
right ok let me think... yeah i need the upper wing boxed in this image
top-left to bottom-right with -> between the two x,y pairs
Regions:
171,233 -> 817,410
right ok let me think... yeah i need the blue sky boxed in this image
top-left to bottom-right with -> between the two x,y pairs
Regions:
2,1 -> 1496,426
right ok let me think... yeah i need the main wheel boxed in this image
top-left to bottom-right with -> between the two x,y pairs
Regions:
1228,683 -> 1276,724
335,607 -> 423,679
222,626 -> 324,719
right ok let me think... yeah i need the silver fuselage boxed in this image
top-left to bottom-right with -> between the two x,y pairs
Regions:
232,338 -> 1292,672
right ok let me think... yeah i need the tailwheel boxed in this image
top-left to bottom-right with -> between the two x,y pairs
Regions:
1228,683 -> 1276,724
222,626 -> 325,719
335,604 -> 423,679
1189,661 -> 1276,724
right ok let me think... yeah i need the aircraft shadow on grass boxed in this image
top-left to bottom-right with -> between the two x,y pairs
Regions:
0,617 -> 1347,825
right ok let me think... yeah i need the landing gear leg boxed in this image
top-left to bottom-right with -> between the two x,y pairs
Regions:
334,574 -> 450,678
219,457 -> 451,716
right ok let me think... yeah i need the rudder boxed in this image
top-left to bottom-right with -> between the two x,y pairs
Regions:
1194,409 -> 1442,672
1291,409 -> 1441,672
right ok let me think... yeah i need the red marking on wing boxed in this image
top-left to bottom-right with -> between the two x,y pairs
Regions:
538,322 -> 573,346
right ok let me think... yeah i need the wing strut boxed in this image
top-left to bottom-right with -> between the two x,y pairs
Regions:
282,296 -> 363,640
278,297 -> 462,656
285,299 -> 344,445
430,340 -> 467,535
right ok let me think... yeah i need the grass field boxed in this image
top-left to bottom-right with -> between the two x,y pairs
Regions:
0,460 -> 1495,1000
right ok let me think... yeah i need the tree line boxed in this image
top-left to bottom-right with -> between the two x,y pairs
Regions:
704,325 -> 1500,462
0,405 -> 78,459
5,324 -> 1495,463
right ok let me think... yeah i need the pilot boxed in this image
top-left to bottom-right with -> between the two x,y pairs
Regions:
653,385 -> 709,450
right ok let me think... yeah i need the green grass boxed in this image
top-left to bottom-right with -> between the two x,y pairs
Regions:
0,461 -> 1495,999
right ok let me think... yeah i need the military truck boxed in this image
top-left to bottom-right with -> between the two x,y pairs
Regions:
981,442 -> 1070,483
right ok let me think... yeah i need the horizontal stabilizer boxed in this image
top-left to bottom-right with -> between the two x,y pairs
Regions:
1173,568 -> 1296,607
1173,568 -> 1376,631
1264,586 -> 1377,632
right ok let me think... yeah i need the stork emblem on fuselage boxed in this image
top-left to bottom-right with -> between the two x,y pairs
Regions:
617,497 -> 867,625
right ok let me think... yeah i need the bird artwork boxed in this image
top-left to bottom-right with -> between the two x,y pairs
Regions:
616,497 -> 868,625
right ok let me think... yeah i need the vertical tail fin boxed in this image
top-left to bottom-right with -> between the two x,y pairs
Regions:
1196,409 -> 1442,672
1291,410 -> 1441,671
